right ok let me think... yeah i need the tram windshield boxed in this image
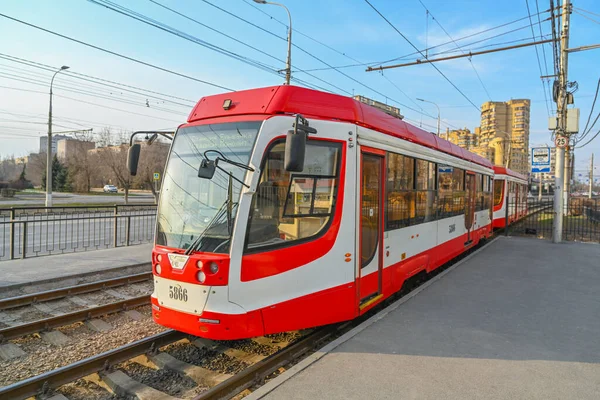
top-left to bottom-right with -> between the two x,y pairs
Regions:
156,121 -> 261,252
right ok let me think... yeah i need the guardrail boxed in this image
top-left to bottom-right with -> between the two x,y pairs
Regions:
0,204 -> 157,261
507,198 -> 600,242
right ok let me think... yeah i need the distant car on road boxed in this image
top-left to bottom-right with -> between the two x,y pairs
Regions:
103,184 -> 118,193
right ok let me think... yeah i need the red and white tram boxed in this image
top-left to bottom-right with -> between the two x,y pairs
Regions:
131,85 -> 499,340
492,166 -> 528,228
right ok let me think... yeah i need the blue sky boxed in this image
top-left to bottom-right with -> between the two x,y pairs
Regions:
0,0 -> 599,175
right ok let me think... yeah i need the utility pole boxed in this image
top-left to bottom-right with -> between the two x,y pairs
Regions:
46,65 -> 69,208
590,153 -> 594,199
552,0 -> 570,243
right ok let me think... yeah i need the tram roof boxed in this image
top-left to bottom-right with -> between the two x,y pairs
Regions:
188,85 -> 494,170
492,166 -> 528,182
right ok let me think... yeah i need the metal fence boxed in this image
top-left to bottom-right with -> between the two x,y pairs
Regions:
506,197 -> 600,243
0,204 -> 157,261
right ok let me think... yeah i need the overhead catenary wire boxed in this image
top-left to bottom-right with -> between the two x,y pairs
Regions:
0,54 -> 196,107
300,9 -> 556,72
577,78 -> 600,142
0,12 -> 235,92
363,0 -> 480,111
86,0 -> 343,95
143,0 -> 350,95
0,71 -> 189,117
415,0 -> 492,101
524,0 -> 552,116
189,0 -> 464,130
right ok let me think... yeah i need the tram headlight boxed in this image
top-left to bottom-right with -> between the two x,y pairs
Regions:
208,262 -> 219,274
196,260 -> 204,269
157,254 -> 162,262
197,271 -> 206,284
155,264 -> 161,275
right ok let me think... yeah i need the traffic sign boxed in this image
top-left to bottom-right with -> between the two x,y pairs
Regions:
531,147 -> 551,173
555,135 -> 568,148
153,172 -> 160,181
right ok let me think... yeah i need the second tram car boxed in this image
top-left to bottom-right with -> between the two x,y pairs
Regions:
132,85 -> 501,340
492,166 -> 528,228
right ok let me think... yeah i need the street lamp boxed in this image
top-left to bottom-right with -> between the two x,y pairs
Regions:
416,98 -> 441,136
253,0 -> 292,85
46,65 -> 69,207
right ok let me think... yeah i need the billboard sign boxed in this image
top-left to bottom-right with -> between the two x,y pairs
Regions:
531,147 -> 551,173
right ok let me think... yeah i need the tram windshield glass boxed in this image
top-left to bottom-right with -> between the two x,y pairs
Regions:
156,121 -> 261,252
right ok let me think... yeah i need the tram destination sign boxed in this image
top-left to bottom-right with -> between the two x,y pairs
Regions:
531,147 -> 551,173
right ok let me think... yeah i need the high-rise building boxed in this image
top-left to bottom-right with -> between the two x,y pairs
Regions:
57,138 -> 95,161
39,134 -> 70,155
479,99 -> 531,175
441,128 -> 476,150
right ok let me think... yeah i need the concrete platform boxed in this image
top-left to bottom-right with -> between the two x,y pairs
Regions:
0,244 -> 152,291
251,237 -> 600,400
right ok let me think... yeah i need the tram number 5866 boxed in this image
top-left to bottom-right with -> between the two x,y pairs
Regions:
169,285 -> 188,302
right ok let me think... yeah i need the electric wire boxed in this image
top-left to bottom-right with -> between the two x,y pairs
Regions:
578,78 -> 600,142
415,0 -> 492,101
144,0 -> 350,95
0,12 -> 235,91
363,0 -> 480,111
525,0 -> 551,116
0,53 -> 196,105
86,0 -> 342,94
573,9 -> 600,26
0,72 -> 189,117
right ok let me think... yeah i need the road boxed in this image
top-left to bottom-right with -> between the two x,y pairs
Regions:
0,192 -> 156,207
0,210 -> 156,261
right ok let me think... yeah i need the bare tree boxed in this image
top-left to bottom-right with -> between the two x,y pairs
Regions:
134,141 -> 169,201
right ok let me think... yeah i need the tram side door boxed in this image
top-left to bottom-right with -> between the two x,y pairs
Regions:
358,151 -> 384,309
464,172 -> 476,245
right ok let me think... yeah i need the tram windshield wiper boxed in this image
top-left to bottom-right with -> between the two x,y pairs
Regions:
198,149 -> 254,188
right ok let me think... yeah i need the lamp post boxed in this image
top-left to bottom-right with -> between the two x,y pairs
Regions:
46,65 -> 69,207
253,0 -> 292,85
416,98 -> 440,136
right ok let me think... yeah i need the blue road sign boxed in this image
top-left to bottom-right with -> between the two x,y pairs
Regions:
531,147 -> 551,173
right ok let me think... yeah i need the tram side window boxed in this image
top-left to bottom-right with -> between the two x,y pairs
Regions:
493,179 -> 504,206
483,175 -> 492,210
438,166 -> 464,218
415,159 -> 437,224
386,153 -> 415,229
245,140 -> 341,252
475,173 -> 485,211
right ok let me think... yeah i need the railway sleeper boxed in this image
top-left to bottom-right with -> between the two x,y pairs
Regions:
149,351 -> 232,386
102,370 -> 181,400
192,338 -> 265,364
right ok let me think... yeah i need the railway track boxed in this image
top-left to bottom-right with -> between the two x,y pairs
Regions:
0,237 -> 497,400
0,295 -> 149,341
0,207 -> 547,399
0,272 -> 152,310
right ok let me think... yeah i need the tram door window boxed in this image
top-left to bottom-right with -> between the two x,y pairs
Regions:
361,155 -> 381,268
465,173 -> 476,230
493,179 -> 504,206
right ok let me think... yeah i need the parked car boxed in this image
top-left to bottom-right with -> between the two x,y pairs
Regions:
103,184 -> 118,193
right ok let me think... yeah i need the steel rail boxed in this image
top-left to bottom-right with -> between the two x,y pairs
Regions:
0,295 -> 149,341
0,272 -> 152,310
0,329 -> 185,400
193,325 -> 344,400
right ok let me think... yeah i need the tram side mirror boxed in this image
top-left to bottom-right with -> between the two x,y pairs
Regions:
284,129 -> 306,172
198,159 -> 217,179
127,144 -> 141,176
